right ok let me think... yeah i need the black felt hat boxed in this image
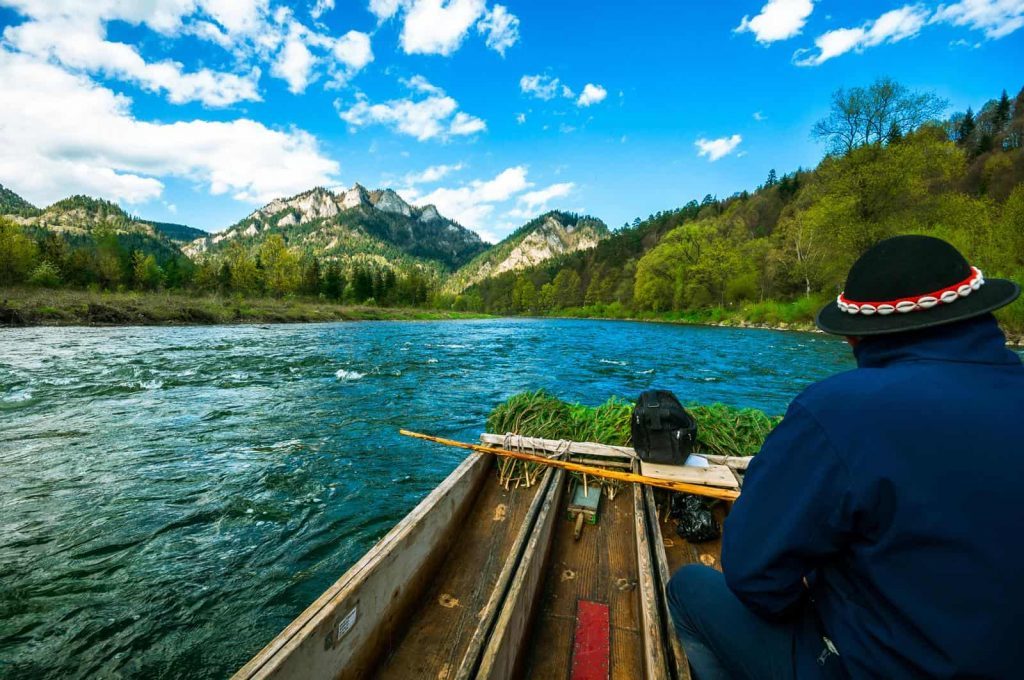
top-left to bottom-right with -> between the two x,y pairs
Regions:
816,235 -> 1020,336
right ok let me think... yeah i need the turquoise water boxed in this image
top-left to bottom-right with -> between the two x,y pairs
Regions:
0,319 -> 853,678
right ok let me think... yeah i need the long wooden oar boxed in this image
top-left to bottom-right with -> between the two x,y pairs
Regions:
399,430 -> 741,502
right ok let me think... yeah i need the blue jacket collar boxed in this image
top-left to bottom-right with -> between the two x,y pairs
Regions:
852,315 -> 1021,369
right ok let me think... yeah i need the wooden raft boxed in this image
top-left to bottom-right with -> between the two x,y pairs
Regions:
233,432 -> 730,680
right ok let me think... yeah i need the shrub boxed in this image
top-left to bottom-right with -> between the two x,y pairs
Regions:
28,261 -> 61,288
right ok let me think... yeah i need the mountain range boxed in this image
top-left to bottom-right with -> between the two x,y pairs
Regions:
0,182 -> 608,290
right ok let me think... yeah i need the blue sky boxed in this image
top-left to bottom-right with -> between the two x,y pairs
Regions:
0,1 -> 1021,242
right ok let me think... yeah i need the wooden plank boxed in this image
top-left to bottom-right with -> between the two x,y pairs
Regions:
640,461 -> 739,490
699,454 -> 751,471
232,453 -> 491,680
453,468 -> 555,680
476,469 -> 567,680
371,475 -> 540,678
518,484 -> 644,680
643,487 -> 690,680
479,433 -> 636,460
480,434 -> 754,471
634,483 -> 670,680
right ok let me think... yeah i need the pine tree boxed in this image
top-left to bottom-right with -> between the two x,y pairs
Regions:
957,108 -> 975,146
765,169 -> 778,187
994,90 -> 1011,131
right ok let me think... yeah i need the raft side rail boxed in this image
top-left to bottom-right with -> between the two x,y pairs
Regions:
232,452 -> 492,680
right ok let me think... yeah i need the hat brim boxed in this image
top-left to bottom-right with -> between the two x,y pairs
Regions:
815,278 -> 1020,336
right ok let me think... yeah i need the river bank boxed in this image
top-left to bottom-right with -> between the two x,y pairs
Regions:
0,287 -> 488,326
553,303 -> 1024,348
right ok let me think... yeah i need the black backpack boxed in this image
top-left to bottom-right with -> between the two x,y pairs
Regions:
630,390 -> 697,465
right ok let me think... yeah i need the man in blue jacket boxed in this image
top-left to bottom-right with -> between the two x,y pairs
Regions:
668,235 -> 1023,679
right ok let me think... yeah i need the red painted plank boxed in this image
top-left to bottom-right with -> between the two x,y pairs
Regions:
570,600 -> 610,680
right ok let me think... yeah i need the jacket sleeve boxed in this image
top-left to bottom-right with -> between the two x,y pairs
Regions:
721,399 -> 854,620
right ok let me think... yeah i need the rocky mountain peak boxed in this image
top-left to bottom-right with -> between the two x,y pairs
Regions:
446,211 -> 609,292
371,188 -> 412,217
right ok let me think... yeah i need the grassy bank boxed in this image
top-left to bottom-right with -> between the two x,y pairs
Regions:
0,287 -> 489,327
487,390 -> 781,457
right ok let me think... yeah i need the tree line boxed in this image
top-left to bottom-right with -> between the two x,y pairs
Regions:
0,223 -> 437,307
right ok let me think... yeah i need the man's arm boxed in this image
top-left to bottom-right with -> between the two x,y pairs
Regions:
721,400 -> 854,620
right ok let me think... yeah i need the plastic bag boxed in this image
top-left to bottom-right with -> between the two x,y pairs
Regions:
669,493 -> 721,543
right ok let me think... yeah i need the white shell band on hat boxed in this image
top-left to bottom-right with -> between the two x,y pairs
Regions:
837,267 -> 984,316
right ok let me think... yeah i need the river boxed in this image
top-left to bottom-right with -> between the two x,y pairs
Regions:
1,319 -> 853,678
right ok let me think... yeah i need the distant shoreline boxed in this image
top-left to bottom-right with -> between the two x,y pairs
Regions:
2,288 -> 1021,348
552,312 -> 1024,349
0,288 -> 489,327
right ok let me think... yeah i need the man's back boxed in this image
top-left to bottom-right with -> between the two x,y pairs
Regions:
722,316 -> 1024,678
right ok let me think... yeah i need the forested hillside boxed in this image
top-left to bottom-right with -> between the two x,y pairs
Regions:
456,80 -> 1024,333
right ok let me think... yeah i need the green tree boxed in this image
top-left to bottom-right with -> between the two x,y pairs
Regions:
28,260 -> 61,287
323,262 -> 345,299
300,255 -> 322,296
550,268 -> 583,308
226,241 -> 260,294
511,275 -> 538,312
0,218 -> 38,284
132,251 -> 164,290
258,235 -> 300,297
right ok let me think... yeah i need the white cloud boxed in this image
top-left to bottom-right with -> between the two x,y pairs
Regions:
402,163 -> 464,185
2,16 -> 261,107
272,29 -> 316,93
450,111 -> 487,135
516,112 -> 526,124
372,0 -> 519,55
753,111 -> 766,121
477,4 -> 519,55
520,74 -> 562,100
507,182 -> 574,218
736,0 -> 815,43
0,0 -> 374,103
695,134 -> 743,161
333,30 -> 374,70
400,0 -> 486,55
311,0 -> 335,19
403,74 -> 444,94
793,1 -> 1022,66
400,166 -> 530,229
369,0 -> 404,20
932,0 -> 1024,39
0,48 -> 340,206
338,77 -> 485,141
576,83 -> 607,107
522,75 -> 606,107
794,4 -> 929,66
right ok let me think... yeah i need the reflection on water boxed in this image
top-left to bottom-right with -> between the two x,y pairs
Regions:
0,319 -> 852,678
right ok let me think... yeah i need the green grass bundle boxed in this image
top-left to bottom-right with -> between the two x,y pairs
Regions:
487,390 -> 781,458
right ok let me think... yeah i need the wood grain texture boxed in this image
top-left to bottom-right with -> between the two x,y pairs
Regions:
639,462 -> 738,490
519,482 -> 644,680
643,487 -> 690,680
476,469 -> 567,680
634,484 -> 670,680
370,476 -> 540,678
232,454 -> 491,680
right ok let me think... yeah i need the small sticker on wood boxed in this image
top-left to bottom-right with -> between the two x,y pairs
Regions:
336,606 -> 358,640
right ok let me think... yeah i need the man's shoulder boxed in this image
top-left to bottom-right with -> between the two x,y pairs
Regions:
795,367 -> 883,408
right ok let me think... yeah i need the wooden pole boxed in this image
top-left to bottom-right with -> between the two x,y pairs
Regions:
399,430 -> 741,502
